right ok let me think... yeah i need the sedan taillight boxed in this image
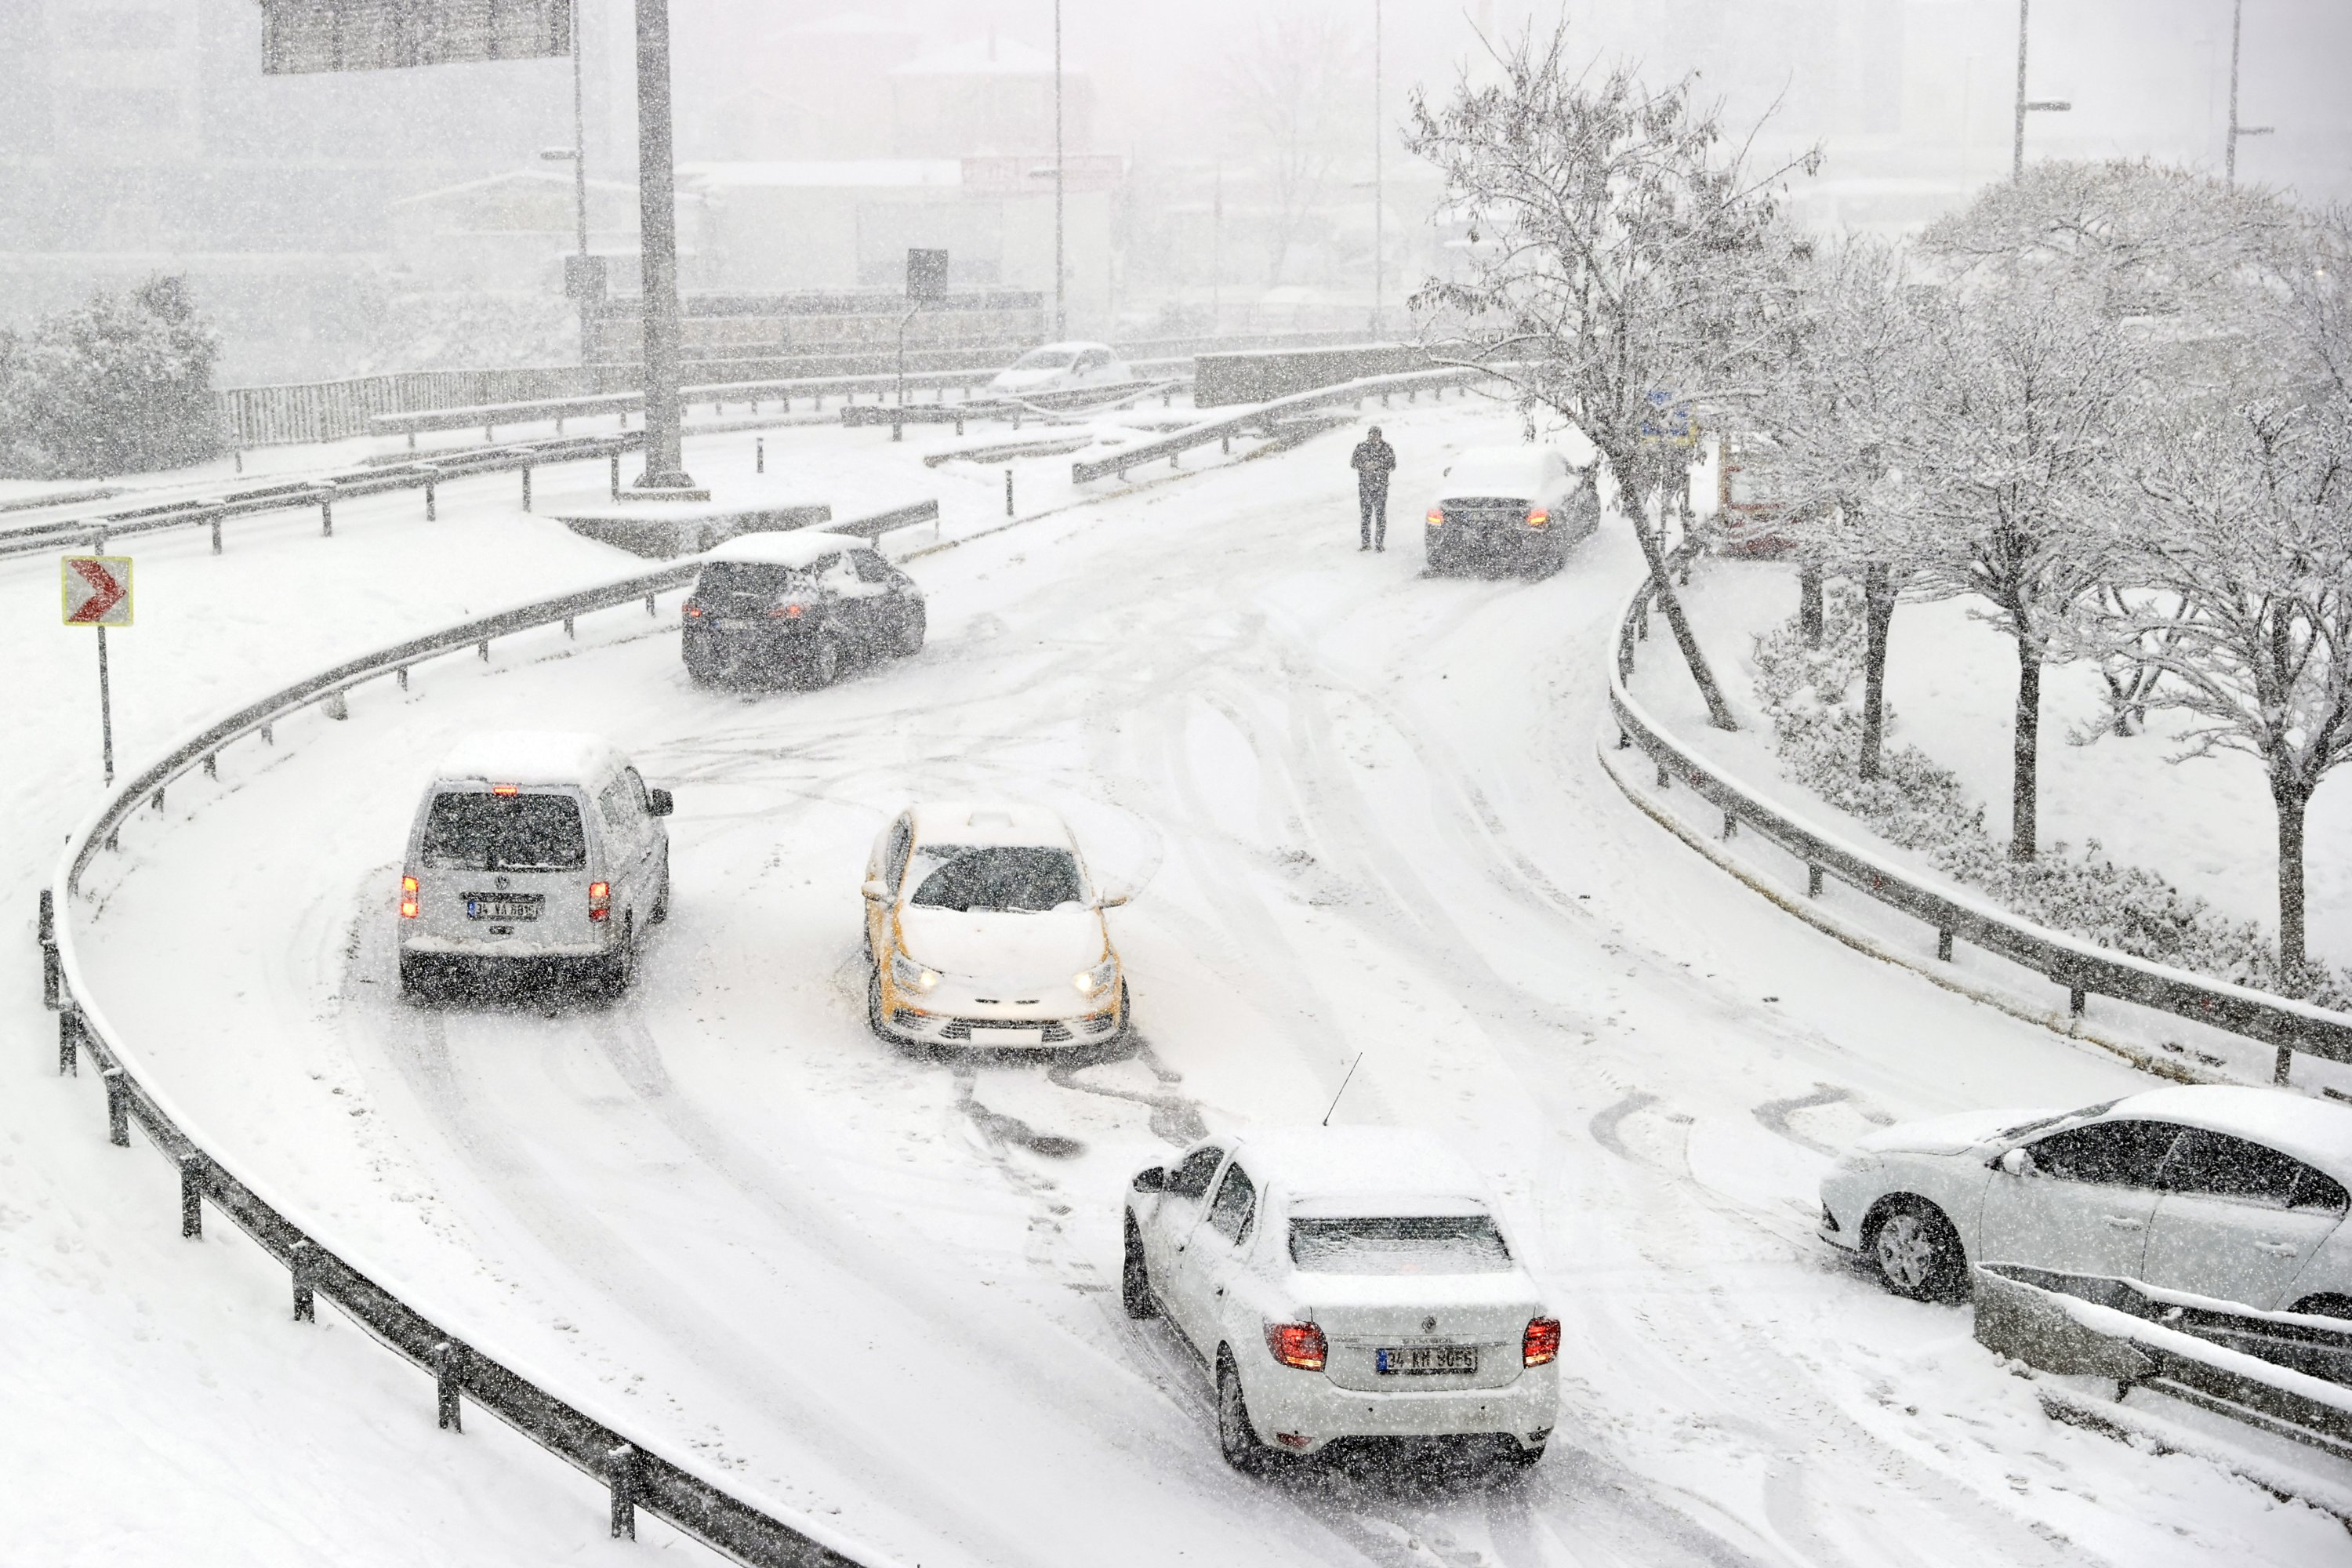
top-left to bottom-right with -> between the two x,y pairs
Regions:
1523,1316 -> 1561,1367
683,602 -> 704,619
1265,1322 -> 1327,1371
768,601 -> 807,620
588,881 -> 611,922
1425,507 -> 1445,527
1525,508 -> 1551,528
399,875 -> 419,920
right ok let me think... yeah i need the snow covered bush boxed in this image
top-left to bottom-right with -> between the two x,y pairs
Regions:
1753,582 -> 2352,1008
0,276 -> 220,479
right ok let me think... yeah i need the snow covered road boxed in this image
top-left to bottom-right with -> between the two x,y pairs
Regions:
58,402 -> 2350,1565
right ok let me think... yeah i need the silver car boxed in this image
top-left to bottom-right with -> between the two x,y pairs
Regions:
1820,1084 -> 2352,1319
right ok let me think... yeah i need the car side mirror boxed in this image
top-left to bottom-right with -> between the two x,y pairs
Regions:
648,787 -> 674,818
1997,1148 -> 2035,1178
1131,1166 -> 1167,1193
862,878 -> 888,902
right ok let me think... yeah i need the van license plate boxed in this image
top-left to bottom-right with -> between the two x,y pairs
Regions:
1376,1346 -> 1477,1376
465,896 -> 543,921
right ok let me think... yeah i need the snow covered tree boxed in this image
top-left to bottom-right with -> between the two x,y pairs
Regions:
1218,6 -> 1366,289
1751,239 -> 1927,778
0,276 -> 220,479
1406,26 -> 1818,730
1872,281 -> 2144,860
2083,397 -> 2352,985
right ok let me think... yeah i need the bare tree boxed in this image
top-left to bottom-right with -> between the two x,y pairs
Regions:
1219,6 -> 1365,289
1875,282 -> 2143,859
2082,398 -> 2352,982
1407,27 -> 1817,729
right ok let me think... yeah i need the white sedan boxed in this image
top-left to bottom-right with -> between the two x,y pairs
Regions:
1820,1084 -> 2352,1318
1123,1127 -> 1559,1472
987,341 -> 1132,397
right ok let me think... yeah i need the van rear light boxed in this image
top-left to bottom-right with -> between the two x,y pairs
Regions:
1265,1322 -> 1327,1371
1525,508 -> 1550,528
588,881 -> 611,921
1425,507 -> 1444,526
491,783 -> 519,797
1523,1316 -> 1561,1367
399,876 -> 419,920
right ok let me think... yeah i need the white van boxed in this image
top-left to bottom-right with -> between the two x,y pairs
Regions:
397,731 -> 673,997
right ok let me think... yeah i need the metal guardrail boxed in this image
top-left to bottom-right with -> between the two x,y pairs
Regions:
1606,573 -> 2352,1083
0,434 -> 644,564
1973,1264 -> 2352,1459
1069,365 -> 1485,485
40,521 -> 931,1566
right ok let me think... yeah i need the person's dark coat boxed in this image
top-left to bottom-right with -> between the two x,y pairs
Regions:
1350,435 -> 1396,494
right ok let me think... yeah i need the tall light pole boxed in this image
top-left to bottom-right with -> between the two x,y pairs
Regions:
2010,0 -> 2071,179
2226,0 -> 2274,185
539,0 -> 593,368
1053,0 -> 1065,340
1371,0 -> 1382,339
630,0 -> 699,495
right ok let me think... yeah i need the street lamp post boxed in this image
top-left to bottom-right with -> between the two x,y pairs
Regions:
1053,0 -> 1065,340
2010,0 -> 2071,179
1371,0 -> 1382,338
630,0 -> 699,495
539,0 -> 594,368
2226,0 -> 2274,185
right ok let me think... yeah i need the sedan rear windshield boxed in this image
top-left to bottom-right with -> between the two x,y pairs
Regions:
422,792 -> 587,872
1011,348 -> 1076,369
909,844 -> 1083,912
1288,1216 -> 1513,1276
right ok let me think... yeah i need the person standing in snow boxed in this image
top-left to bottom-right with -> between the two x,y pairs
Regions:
1350,426 -> 1397,552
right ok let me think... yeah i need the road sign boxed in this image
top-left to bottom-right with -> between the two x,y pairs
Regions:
62,556 -> 132,626
1639,390 -> 1698,446
259,0 -> 572,75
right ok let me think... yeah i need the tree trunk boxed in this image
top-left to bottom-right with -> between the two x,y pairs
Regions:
1798,563 -> 1824,647
2011,633 -> 2041,862
2276,781 -> 2309,988
1859,563 -> 1893,781
1632,511 -> 1737,731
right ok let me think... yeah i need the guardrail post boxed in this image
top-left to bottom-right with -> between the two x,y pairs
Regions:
432,1340 -> 466,1432
38,889 -> 58,1009
563,617 -> 575,640
609,452 -> 620,500
2068,986 -> 2087,1016
477,640 -> 490,662
756,437 -> 764,474
424,479 -> 437,521
103,1065 -> 129,1146
644,593 -> 656,618
291,1240 -> 318,1323
397,667 -> 410,691
58,1004 -> 78,1076
1005,470 -> 1014,517
484,423 -> 495,444
1807,865 -> 1824,898
2274,1046 -> 2294,1086
180,1151 -> 204,1238
1721,811 -> 1737,840
319,495 -> 332,537
521,466 -> 532,512
1655,760 -> 1670,789
325,690 -> 348,721
210,513 -> 223,554
1937,929 -> 1954,961
203,753 -> 217,778
891,414 -> 903,443
607,1445 -> 638,1539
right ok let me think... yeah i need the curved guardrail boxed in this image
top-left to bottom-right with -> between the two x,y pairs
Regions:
1069,365 -> 1486,484
38,535 -> 915,1566
1606,573 -> 2352,1087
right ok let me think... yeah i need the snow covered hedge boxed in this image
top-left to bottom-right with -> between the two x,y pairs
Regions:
1752,583 -> 2352,1009
0,277 -> 220,479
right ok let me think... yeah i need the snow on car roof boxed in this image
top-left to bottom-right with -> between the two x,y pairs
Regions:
2108,1085 -> 2352,1181
435,731 -> 623,788
1020,340 -> 1112,356
908,800 -> 1075,848
1439,445 -> 1559,496
1231,1127 -> 1491,1211
702,529 -> 868,568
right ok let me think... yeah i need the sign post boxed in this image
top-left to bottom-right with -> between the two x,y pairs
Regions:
62,555 -> 132,784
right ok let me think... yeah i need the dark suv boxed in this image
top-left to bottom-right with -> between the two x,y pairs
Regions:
682,532 -> 926,688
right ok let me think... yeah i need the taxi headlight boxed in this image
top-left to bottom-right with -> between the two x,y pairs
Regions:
891,950 -> 941,992
1073,956 -> 1118,996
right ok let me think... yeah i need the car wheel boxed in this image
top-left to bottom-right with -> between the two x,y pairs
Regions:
397,953 -> 437,1000
602,914 -> 637,998
1122,1218 -> 1159,1319
801,634 -> 843,690
1498,1439 -> 1545,1471
866,966 -> 892,1039
1868,1199 -> 1966,1302
2290,1294 -> 2352,1321
1216,1351 -> 1277,1475
894,602 -> 927,658
649,865 -> 671,924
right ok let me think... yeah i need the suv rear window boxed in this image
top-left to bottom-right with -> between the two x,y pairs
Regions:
697,563 -> 812,604
909,844 -> 1083,912
423,792 -> 587,871
1288,1216 -> 1513,1275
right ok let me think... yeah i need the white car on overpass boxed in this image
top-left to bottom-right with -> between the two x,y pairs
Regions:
987,341 -> 1132,397
1123,1127 -> 1559,1472
1820,1084 -> 2352,1319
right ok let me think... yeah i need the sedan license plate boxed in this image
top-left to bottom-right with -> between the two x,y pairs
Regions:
716,617 -> 755,630
465,895 -> 543,922
1376,1345 -> 1477,1377
969,1025 -> 1043,1046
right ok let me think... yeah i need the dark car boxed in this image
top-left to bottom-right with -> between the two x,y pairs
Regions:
1423,445 -> 1598,577
681,531 -> 925,688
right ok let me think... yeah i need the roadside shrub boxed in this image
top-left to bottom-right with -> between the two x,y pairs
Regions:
0,276 -> 220,479
1751,581 -> 2352,1007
